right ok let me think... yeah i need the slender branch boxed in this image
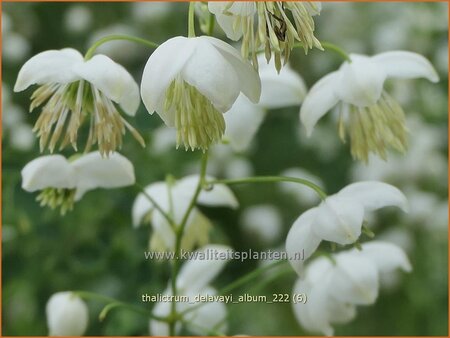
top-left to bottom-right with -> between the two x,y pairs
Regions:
188,2 -> 196,38
169,151 -> 209,335
321,41 -> 352,62
209,176 -> 327,200
208,11 -> 216,36
73,290 -> 166,321
84,34 -> 159,60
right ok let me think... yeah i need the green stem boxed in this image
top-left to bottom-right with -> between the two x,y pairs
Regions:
168,150 -> 209,335
73,291 -> 166,321
84,34 -> 159,60
294,40 -> 351,62
208,11 -> 216,36
209,176 -> 327,201
188,2 -> 196,38
135,183 -> 177,230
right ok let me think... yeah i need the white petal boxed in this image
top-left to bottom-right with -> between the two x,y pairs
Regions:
312,195 -> 365,245
337,181 -> 408,213
258,56 -> 306,108
203,36 -> 261,103
21,155 -> 75,192
331,253 -> 379,305
46,292 -> 89,336
228,2 -> 257,16
177,244 -> 232,293
208,3 -> 243,41
71,152 -> 135,200
184,286 -> 228,335
177,175 -> 239,209
14,48 -> 83,92
372,51 -> 439,83
327,298 -> 357,325
181,37 -> 240,112
335,54 -> 387,107
360,241 -> 412,273
150,299 -> 174,336
286,209 -> 322,275
292,278 -> 334,336
141,36 -> 195,125
73,54 -> 140,116
223,94 -> 266,152
131,182 -> 168,227
300,72 -> 339,136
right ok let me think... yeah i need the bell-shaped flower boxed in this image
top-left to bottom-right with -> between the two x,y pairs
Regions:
141,36 -> 261,152
208,2 -> 322,71
224,54 -> 306,151
292,241 -> 411,335
286,181 -> 408,274
21,151 -> 135,214
14,48 -> 144,156
132,175 -> 238,251
300,51 -> 439,162
150,245 -> 231,335
46,291 -> 89,336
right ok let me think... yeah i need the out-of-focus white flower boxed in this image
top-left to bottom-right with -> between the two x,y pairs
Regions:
14,48 -> 143,156
150,245 -> 231,335
64,5 -> 93,34
10,124 -> 34,151
46,291 -> 89,336
300,51 -> 439,162
132,175 -> 238,251
351,115 -> 447,184
132,2 -> 172,23
241,204 -> 283,245
208,2 -> 322,70
279,168 -> 324,206
292,241 -> 411,335
3,32 -> 30,63
21,152 -> 135,214
150,126 -> 177,155
224,54 -> 306,151
286,181 -> 408,274
141,36 -> 261,151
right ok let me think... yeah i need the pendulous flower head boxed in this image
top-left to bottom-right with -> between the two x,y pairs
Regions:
286,181 -> 408,275
208,1 -> 322,71
21,151 -> 135,214
140,36 -> 261,152
300,51 -> 439,162
292,241 -> 411,335
46,291 -> 89,336
14,48 -> 144,157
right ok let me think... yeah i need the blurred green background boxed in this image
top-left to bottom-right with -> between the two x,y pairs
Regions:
2,2 -> 448,336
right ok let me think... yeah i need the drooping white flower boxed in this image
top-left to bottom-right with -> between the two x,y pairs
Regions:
21,151 -> 135,214
140,36 -> 261,152
150,245 -> 231,335
300,51 -> 439,162
292,241 -> 411,335
223,54 -> 306,151
132,175 -> 238,251
208,2 -> 322,71
14,48 -> 144,156
46,291 -> 89,336
286,181 -> 408,274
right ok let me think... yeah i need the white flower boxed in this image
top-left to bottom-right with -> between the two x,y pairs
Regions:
224,54 -> 306,151
150,245 -> 231,335
300,51 -> 439,162
46,291 -> 89,336
132,175 -> 238,251
64,5 -> 93,34
208,2 -> 322,70
292,241 -> 411,335
140,36 -> 261,151
241,204 -> 283,245
21,152 -> 135,214
286,181 -> 408,274
14,48 -> 143,156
